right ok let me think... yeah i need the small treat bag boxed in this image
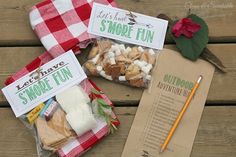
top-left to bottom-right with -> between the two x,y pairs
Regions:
2,51 -> 119,157
83,3 -> 168,88
23,80 -> 119,157
84,39 -> 158,88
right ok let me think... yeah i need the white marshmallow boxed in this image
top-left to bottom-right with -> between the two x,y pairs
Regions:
115,49 -> 121,56
105,75 -> 113,81
66,105 -> 96,136
91,54 -> 100,64
110,45 -> 117,52
96,66 -> 103,72
134,60 -> 142,67
148,49 -> 155,55
99,70 -> 113,80
146,75 -> 152,80
56,85 -> 90,113
133,60 -> 139,64
56,86 -> 97,137
138,46 -> 144,52
142,64 -> 153,74
114,44 -> 120,51
141,67 -> 149,74
125,47 -> 132,53
107,51 -> 115,58
134,60 -> 147,68
119,44 -> 125,52
146,64 -> 153,69
140,60 -> 148,66
110,57 -> 116,65
99,70 -> 106,78
118,76 -> 126,81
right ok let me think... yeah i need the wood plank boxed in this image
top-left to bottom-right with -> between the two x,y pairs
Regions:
1,44 -> 236,105
0,106 -> 236,157
0,0 -> 42,46
0,0 -> 236,45
116,0 -> 236,43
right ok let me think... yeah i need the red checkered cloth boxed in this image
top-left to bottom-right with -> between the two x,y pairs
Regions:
29,0 -> 117,57
4,51 -> 120,157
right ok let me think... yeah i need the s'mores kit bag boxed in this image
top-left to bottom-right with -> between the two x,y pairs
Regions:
2,50 -> 120,157
84,3 -> 168,88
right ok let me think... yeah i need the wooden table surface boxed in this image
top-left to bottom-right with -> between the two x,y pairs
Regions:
0,0 -> 236,157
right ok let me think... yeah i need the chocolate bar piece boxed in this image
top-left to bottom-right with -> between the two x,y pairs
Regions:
44,100 -> 59,121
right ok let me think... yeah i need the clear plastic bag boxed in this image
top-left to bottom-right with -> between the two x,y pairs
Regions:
83,38 -> 158,88
20,105 -> 75,157
19,79 -> 119,157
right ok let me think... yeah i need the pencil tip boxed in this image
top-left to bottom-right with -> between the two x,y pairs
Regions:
159,148 -> 164,153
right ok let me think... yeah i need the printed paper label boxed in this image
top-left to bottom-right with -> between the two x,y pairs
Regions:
88,3 -> 168,50
2,50 -> 87,117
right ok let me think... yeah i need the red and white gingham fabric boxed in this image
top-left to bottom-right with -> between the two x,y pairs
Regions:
29,0 -> 117,57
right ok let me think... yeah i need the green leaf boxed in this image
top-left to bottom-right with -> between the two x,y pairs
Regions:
90,98 -> 118,134
97,99 -> 112,109
91,88 -> 104,95
111,123 -> 118,130
97,104 -> 105,117
171,14 -> 209,61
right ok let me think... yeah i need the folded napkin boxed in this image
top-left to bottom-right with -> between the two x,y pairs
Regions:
29,0 -> 116,57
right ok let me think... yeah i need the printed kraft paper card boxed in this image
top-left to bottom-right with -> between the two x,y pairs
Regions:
121,48 -> 215,157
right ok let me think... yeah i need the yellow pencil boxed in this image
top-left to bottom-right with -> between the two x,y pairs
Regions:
160,75 -> 203,153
